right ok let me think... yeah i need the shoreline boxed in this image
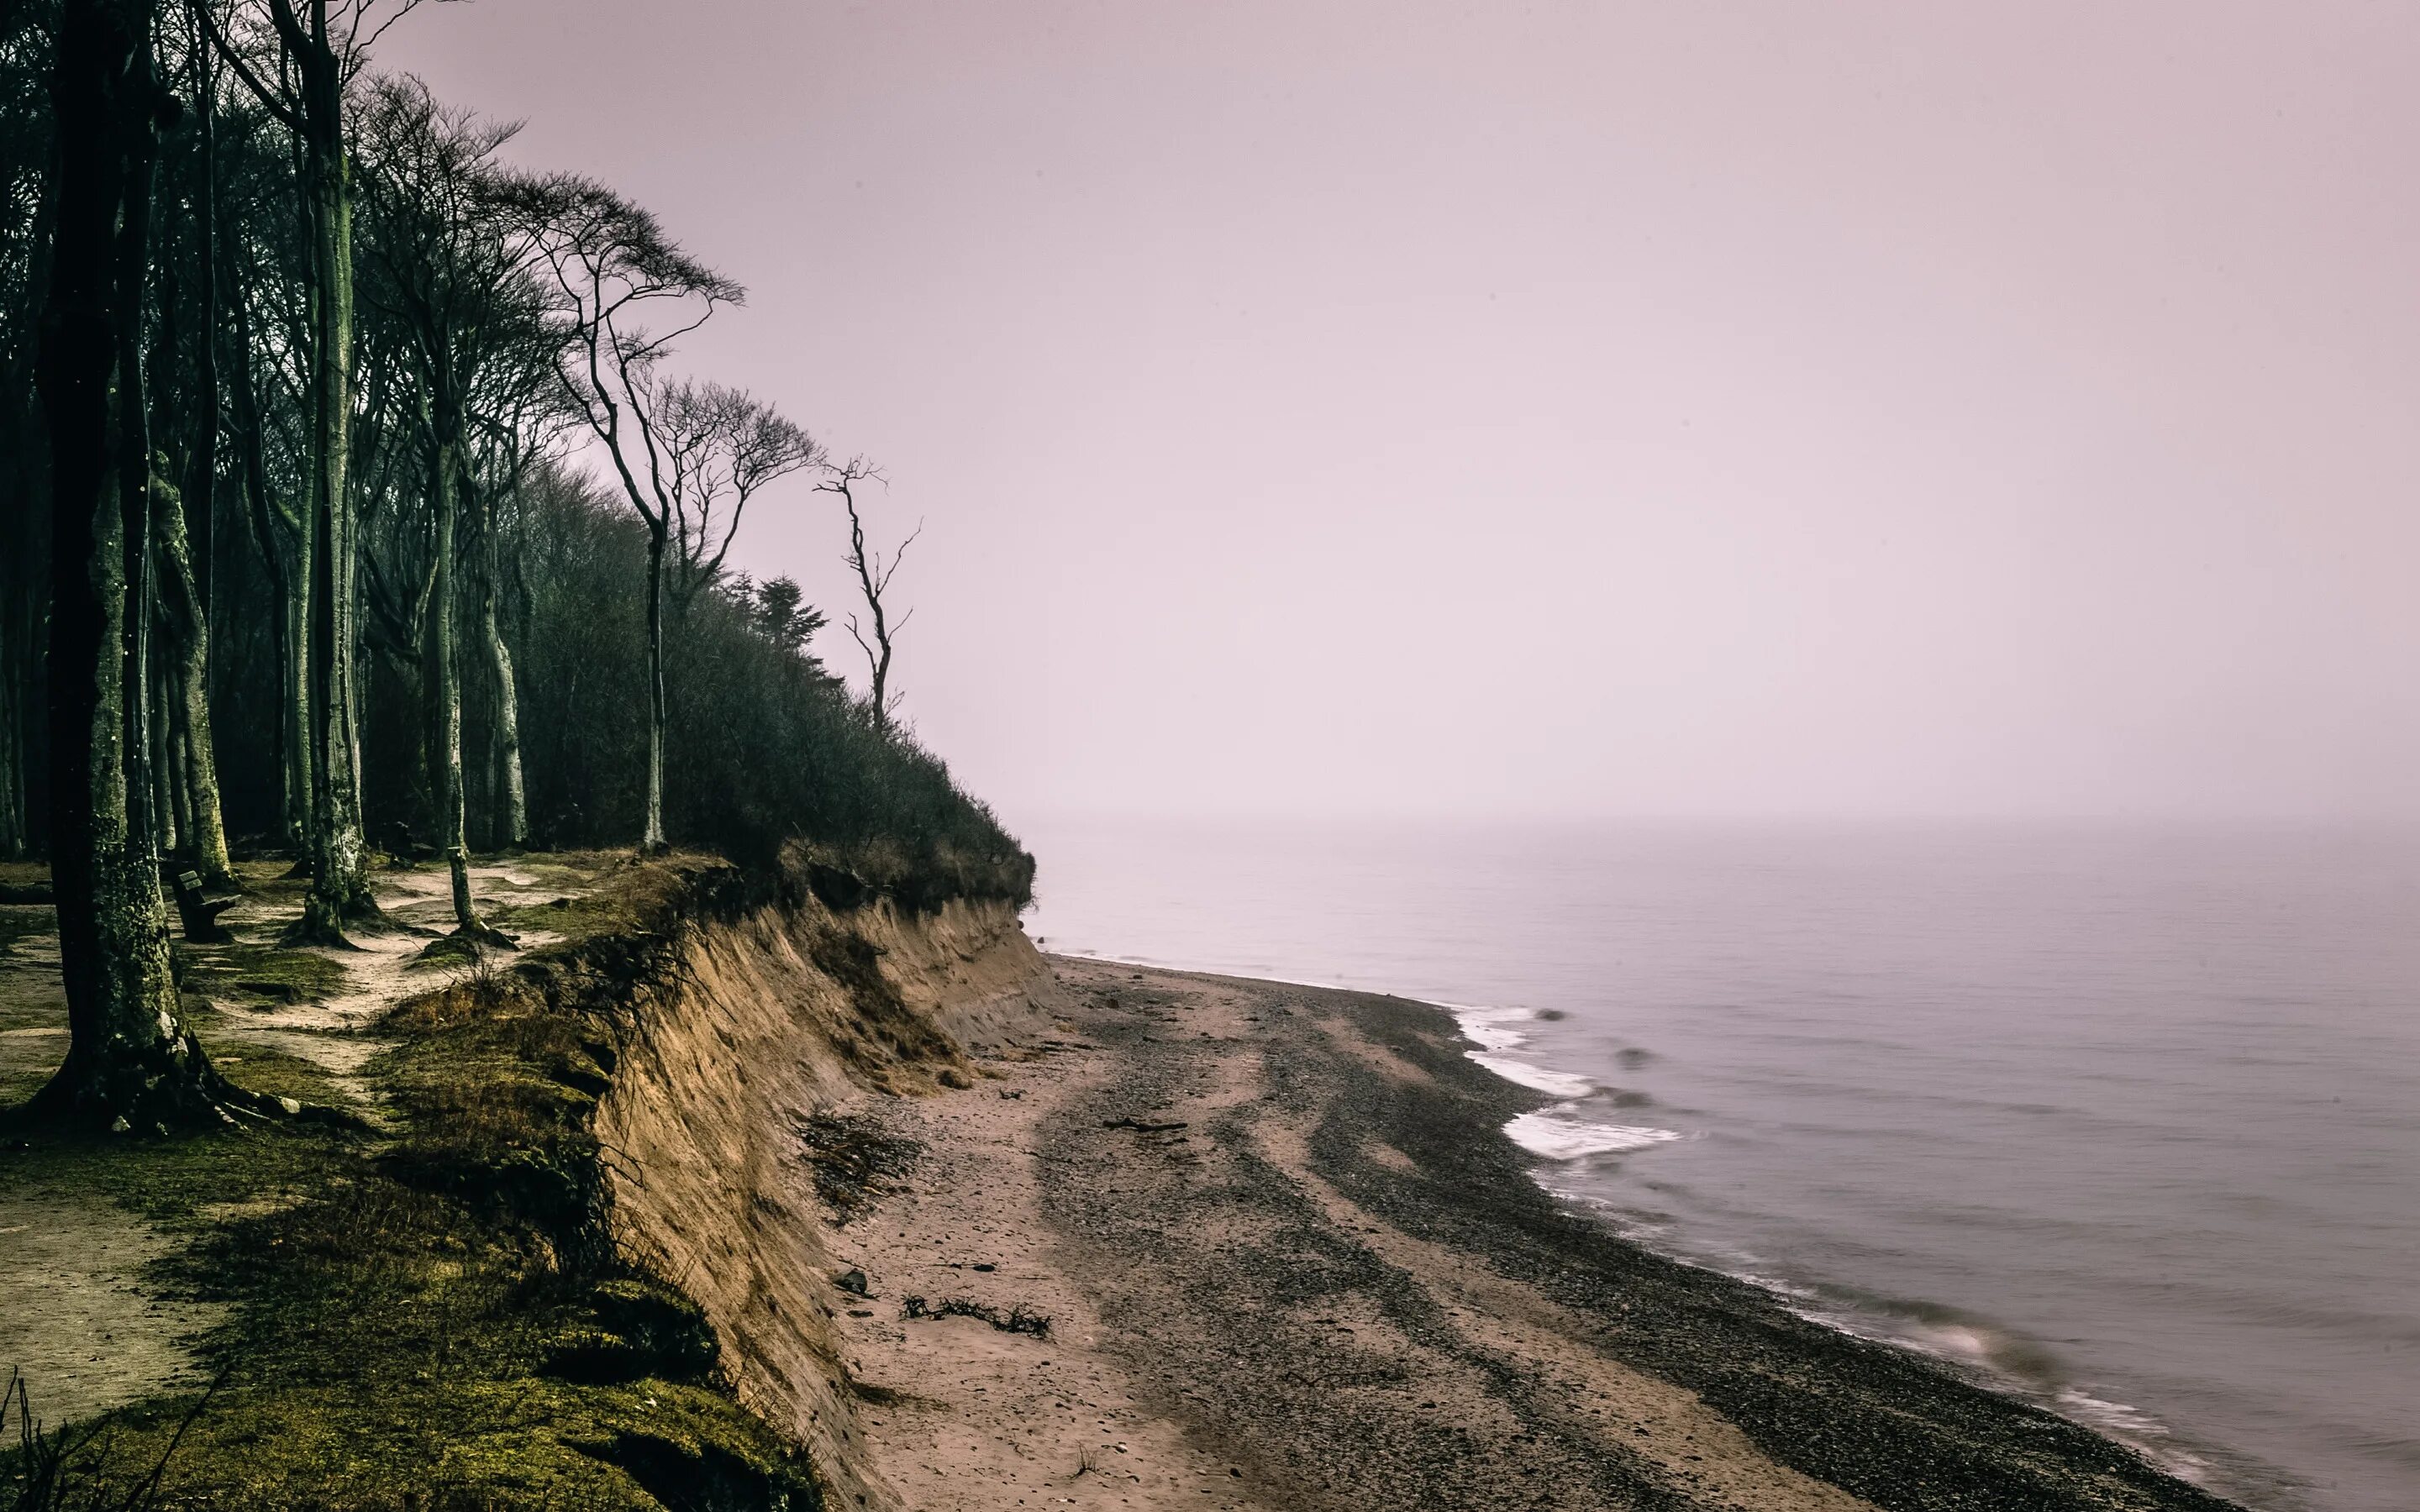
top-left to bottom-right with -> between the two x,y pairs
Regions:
821,953 -> 2246,1511
1032,945 -> 2241,1496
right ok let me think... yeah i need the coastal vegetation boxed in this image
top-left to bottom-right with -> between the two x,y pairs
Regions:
0,0 -> 1028,1498
0,0 -> 1029,1128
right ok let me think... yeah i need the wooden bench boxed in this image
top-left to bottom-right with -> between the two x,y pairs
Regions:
166,867 -> 237,944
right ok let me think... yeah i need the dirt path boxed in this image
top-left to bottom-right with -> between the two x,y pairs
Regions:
827,958 -> 2238,1512
198,859 -> 574,1112
0,857 -> 592,1431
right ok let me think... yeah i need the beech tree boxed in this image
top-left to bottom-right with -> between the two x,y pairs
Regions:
654,379 -> 823,613
36,0 -> 248,1125
199,0 -> 416,939
505,173 -> 739,853
3,0 -> 1042,1142
820,457 -> 921,729
151,473 -> 235,885
355,75 -> 528,940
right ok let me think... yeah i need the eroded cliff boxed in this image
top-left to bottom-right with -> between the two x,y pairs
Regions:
588,871 -> 1061,1510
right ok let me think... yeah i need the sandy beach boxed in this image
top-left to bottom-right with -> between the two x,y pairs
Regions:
815,956 -> 2243,1512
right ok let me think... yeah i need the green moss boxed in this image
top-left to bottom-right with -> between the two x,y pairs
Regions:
485,851 -> 706,949
178,939 -> 352,1007
1,858 -> 821,1510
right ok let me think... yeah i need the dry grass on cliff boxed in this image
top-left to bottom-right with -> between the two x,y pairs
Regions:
0,855 -> 818,1511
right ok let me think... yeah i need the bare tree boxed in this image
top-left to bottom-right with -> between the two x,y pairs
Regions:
502,171 -> 739,853
460,319 -> 570,852
818,458 -> 921,729
652,379 -> 823,612
355,74 -> 528,942
199,0 -> 426,940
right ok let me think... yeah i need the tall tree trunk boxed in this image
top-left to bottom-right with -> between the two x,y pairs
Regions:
0,156 -> 53,863
112,22 -> 158,871
642,522 -> 666,853
0,647 -> 19,861
152,656 -> 180,856
292,27 -> 371,940
462,465 -> 524,850
431,432 -> 504,943
0,454 -> 38,861
187,5 -> 218,624
283,569 -> 311,848
34,0 -> 226,1128
226,247 -> 307,852
483,585 -> 526,849
154,475 -> 234,886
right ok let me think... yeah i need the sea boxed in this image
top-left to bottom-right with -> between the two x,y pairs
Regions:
1018,815 -> 2420,1512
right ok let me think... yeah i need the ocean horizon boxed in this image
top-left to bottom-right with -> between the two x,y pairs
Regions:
1020,813 -> 2420,1512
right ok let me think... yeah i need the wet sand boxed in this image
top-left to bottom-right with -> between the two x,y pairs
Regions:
823,958 -> 2245,1512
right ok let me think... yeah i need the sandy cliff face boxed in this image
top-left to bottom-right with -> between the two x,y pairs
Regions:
591,887 -> 1060,1511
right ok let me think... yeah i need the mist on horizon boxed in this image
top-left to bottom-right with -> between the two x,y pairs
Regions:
384,2 -> 2420,827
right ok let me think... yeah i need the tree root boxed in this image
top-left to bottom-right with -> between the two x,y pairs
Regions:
21,1032 -> 365,1137
283,887 -> 390,949
452,919 -> 520,950
281,911 -> 360,950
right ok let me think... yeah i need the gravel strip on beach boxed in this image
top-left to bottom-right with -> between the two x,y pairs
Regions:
821,957 -> 2249,1512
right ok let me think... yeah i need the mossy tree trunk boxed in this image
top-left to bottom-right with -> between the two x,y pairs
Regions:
34,0 -> 223,1128
483,551 -> 527,849
429,423 -> 507,942
281,0 -> 373,941
153,475 -> 235,887
151,655 -> 179,853
462,465 -> 525,850
169,11 -> 234,890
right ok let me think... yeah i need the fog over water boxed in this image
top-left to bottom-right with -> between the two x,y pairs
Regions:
382,3 -> 2420,825
1027,816 -> 2420,1512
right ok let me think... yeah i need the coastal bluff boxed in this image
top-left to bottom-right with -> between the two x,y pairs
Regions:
587,869 -> 1063,1511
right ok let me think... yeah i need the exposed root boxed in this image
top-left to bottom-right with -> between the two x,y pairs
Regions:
900,1295 -> 1053,1339
18,1032 -> 356,1137
451,919 -> 520,951
284,887 -> 389,949
280,914 -> 360,951
797,1111 -> 922,1221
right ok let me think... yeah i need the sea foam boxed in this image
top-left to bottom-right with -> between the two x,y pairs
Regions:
1505,1108 -> 1681,1161
1447,1003 -> 1537,1053
1447,1003 -> 1605,1095
1465,1053 -> 1597,1097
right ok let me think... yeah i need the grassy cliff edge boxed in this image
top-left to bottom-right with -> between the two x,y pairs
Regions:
1,850 -> 1055,1510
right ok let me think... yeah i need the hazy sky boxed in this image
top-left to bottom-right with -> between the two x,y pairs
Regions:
385,2 -> 2420,825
